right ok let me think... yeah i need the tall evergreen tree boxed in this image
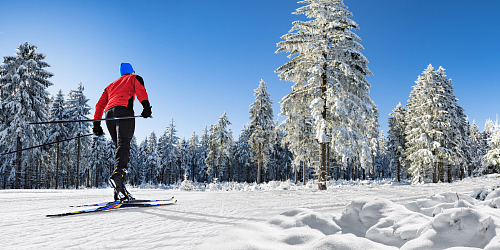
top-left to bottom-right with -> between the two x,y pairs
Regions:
276,0 -> 375,189
87,135 -> 108,187
248,80 -> 275,184
158,118 -> 179,184
65,82 -> 91,188
127,136 -> 141,186
47,89 -> 69,188
188,130 -> 199,181
387,103 -> 407,182
484,122 -> 500,174
206,112 -> 232,182
405,65 -> 466,183
234,125 -> 253,182
469,120 -> 485,176
0,42 -> 53,188
280,88 -> 317,185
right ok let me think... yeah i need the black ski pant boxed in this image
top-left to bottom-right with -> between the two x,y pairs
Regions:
105,106 -> 135,173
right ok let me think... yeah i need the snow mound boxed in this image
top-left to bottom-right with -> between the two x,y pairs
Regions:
199,191 -> 500,250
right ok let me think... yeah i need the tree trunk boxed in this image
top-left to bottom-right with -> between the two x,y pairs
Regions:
294,164 -> 298,184
326,144 -> 330,181
15,136 -> 22,189
76,135 -> 81,189
317,52 -> 328,191
397,158 -> 401,182
372,154 -> 375,180
55,137 -> 60,189
257,144 -> 262,184
301,162 -> 306,185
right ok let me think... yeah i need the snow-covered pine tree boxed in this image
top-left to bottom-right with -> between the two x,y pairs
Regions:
483,122 -> 500,174
144,132 -> 159,184
188,130 -> 199,181
405,65 -> 465,184
127,136 -> 141,186
366,104 -> 380,179
158,118 -> 179,184
484,119 -> 497,152
46,89 -> 69,188
269,121 -> 293,181
276,0 -> 375,190
387,103 -> 407,182
138,137 -> 149,185
234,125 -> 254,182
65,82 -> 91,188
0,42 -> 53,189
206,112 -> 232,182
280,85 -> 317,185
87,135 -> 108,187
469,120 -> 486,176
434,67 -> 467,182
177,137 -> 191,181
196,126 -> 209,182
248,80 -> 275,184
374,131 -> 390,179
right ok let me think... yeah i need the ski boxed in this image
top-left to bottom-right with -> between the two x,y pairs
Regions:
69,197 -> 175,207
47,201 -> 122,217
47,199 -> 177,217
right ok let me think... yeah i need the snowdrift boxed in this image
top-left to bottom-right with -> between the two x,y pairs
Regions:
199,189 -> 500,250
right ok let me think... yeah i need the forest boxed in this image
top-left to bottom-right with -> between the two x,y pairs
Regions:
1,0 -> 499,190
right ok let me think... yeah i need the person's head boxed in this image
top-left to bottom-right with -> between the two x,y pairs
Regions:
120,63 -> 135,76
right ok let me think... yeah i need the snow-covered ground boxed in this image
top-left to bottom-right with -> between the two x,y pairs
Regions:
2,175 -> 500,250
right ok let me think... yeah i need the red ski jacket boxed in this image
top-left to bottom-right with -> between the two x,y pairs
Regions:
94,74 -> 149,119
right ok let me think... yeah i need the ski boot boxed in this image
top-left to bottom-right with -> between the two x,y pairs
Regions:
108,169 -> 134,202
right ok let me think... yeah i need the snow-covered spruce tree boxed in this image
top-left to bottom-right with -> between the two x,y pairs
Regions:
405,65 -> 465,184
276,0 -> 375,190
279,86 -> 317,185
469,120 -> 486,176
177,137 -> 192,181
248,79 -> 275,184
366,104 -> 380,179
46,89 -> 69,188
87,135 -> 108,187
143,132 -> 159,184
206,112 -> 232,182
483,123 -> 500,174
374,131 -> 390,179
234,125 -> 254,182
138,138 -> 148,185
187,130 -> 199,181
0,42 -> 53,189
484,119 -> 497,152
127,136 -> 141,186
65,82 -> 91,188
434,67 -> 467,182
196,126 -> 209,182
158,118 -> 179,185
269,121 -> 293,181
387,103 -> 407,182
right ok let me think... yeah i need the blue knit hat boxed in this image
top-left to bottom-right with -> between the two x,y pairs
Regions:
120,63 -> 134,75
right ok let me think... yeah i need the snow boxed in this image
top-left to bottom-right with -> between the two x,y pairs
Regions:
1,175 -> 500,250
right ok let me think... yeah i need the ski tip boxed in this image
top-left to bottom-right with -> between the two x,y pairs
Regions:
174,200 -> 177,203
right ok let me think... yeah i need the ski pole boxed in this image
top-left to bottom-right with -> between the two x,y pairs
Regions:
0,133 -> 94,156
22,115 -> 149,126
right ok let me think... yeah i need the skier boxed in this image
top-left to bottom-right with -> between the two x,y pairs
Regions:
92,62 -> 152,201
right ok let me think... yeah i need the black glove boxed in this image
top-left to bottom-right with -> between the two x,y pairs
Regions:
141,100 -> 152,118
93,121 -> 104,136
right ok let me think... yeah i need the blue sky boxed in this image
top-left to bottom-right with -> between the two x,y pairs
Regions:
1,0 -> 499,143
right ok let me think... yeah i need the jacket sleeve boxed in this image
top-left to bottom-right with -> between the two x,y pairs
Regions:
134,75 -> 149,103
94,88 -> 109,120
